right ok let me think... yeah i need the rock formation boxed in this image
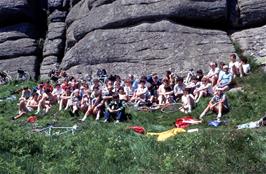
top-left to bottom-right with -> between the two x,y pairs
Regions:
0,0 -> 266,79
62,20 -> 234,76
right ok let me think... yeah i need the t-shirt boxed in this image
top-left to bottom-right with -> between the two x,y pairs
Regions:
136,86 -> 149,99
173,83 -> 185,95
181,94 -> 194,106
242,64 -> 251,74
229,61 -> 241,73
124,86 -> 135,97
218,72 -> 232,86
207,67 -> 220,77
52,88 -> 63,96
211,93 -> 228,108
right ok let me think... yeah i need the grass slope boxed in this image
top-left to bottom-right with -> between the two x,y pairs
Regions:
0,71 -> 266,174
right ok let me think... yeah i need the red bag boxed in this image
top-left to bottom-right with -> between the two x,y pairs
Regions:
175,116 -> 194,128
27,115 -> 37,123
128,126 -> 145,134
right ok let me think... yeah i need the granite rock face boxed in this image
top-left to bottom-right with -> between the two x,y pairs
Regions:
0,0 -> 33,24
1,0 -> 266,79
66,0 -> 228,48
61,20 -> 235,77
238,0 -> 266,28
231,25 -> 266,60
0,23 -> 39,78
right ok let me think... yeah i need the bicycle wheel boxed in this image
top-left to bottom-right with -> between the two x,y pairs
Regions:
137,106 -> 151,112
161,103 -> 182,114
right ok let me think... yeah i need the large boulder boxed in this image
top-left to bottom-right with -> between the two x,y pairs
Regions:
231,25 -> 266,61
0,23 -> 38,44
46,22 -> 66,40
0,0 -> 33,24
238,0 -> 266,28
0,38 -> 38,59
0,56 -> 38,79
61,20 -> 235,77
0,23 -> 39,78
66,0 -> 227,47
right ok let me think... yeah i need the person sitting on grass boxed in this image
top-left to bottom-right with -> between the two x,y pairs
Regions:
239,57 -> 251,77
58,87 -> 72,111
65,89 -> 82,116
185,76 -> 200,94
215,65 -> 233,92
157,78 -> 174,105
134,79 -> 150,106
104,93 -> 126,123
199,89 -> 229,121
20,87 -> 32,100
179,88 -> 195,114
14,93 -> 40,120
81,91 -> 104,121
173,77 -> 186,101
193,77 -> 213,103
124,79 -> 135,101
52,84 -> 64,102
228,53 -> 241,78
35,88 -> 57,115
205,62 -> 219,86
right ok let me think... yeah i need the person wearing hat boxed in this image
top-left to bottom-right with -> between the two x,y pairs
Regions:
215,65 -> 233,92
104,93 -> 126,123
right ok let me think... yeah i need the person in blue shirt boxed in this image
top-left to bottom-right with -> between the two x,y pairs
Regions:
216,65 -> 233,92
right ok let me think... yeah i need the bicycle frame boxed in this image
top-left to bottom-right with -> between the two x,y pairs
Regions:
34,124 -> 78,136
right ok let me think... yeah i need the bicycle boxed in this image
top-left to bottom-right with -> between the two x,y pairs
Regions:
32,124 -> 78,136
160,102 -> 183,114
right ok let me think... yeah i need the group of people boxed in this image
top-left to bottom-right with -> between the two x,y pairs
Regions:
13,54 -> 251,122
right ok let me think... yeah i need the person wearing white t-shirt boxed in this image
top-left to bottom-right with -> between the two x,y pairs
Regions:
193,77 -> 213,103
206,62 -> 220,86
228,53 -> 241,78
179,88 -> 195,114
239,57 -> 251,77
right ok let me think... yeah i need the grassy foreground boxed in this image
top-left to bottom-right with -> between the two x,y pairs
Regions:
0,71 -> 266,173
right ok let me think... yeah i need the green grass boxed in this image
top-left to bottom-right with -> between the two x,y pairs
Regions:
0,71 -> 266,173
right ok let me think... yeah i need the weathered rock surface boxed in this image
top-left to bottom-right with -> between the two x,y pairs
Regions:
40,56 -> 58,78
47,22 -> 66,40
0,56 -> 38,78
0,23 -> 38,44
231,24 -> 266,60
66,0 -> 227,47
41,3 -> 67,79
48,10 -> 67,23
43,38 -> 64,57
0,0 -> 33,24
62,20 -> 235,77
0,38 -> 38,59
238,0 -> 266,28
